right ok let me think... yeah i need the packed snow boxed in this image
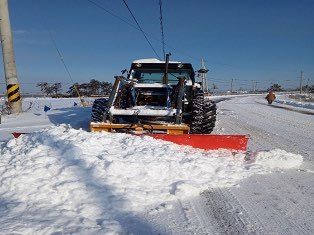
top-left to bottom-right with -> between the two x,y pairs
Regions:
0,124 -> 303,234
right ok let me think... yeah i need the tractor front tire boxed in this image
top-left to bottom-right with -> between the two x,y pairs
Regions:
91,98 -> 108,122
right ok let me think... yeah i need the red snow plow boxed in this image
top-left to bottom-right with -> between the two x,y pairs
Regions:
90,122 -> 249,152
148,134 -> 248,152
90,56 -> 249,152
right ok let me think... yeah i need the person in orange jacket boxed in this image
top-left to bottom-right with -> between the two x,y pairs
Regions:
265,90 -> 276,104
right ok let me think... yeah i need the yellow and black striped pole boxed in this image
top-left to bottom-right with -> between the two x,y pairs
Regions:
0,0 -> 22,113
7,84 -> 21,103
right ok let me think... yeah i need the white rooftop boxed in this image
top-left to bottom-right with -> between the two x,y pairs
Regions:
132,58 -> 181,64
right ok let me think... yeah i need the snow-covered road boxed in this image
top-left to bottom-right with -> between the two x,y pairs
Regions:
214,95 -> 313,162
148,95 -> 313,234
0,95 -> 313,234
211,95 -> 314,234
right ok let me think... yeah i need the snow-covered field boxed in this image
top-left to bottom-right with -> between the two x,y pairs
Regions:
0,95 -> 313,234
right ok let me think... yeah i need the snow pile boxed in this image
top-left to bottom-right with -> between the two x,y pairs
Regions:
275,94 -> 314,110
0,125 -> 303,234
254,149 -> 303,169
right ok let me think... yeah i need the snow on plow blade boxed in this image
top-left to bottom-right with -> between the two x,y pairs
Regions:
148,134 -> 249,152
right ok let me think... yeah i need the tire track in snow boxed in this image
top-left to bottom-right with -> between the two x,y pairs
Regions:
236,103 -> 313,143
254,175 -> 313,234
225,100 -> 312,144
223,116 -> 314,172
225,96 -> 311,129
254,102 -> 312,129
199,187 -> 266,234
204,95 -> 314,234
224,173 -> 314,235
216,112 -> 308,157
201,181 -> 311,235
215,96 -> 313,161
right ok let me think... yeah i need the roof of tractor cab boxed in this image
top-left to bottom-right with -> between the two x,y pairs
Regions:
131,58 -> 194,72
133,58 -> 181,64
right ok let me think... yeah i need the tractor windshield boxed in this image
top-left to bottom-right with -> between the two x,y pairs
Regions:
131,69 -> 191,84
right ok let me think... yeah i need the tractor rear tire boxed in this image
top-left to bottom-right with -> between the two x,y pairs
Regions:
202,99 -> 216,133
91,98 -> 108,122
190,90 -> 205,133
190,91 -> 217,134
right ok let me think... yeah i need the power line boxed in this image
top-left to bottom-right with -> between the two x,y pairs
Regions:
159,0 -> 166,60
32,0 -> 84,103
87,0 -> 139,31
87,0 -> 307,74
48,32 -> 74,84
86,0 -> 199,62
122,0 -> 161,59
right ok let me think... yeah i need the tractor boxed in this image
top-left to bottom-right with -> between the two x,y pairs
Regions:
90,54 -> 216,135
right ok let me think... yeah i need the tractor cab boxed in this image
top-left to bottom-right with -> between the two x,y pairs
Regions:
125,58 -> 195,108
129,58 -> 195,84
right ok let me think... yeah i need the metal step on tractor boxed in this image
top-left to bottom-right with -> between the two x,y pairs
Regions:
90,54 -> 248,152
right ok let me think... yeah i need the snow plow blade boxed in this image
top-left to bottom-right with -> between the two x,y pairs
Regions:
12,132 -> 26,138
90,123 -> 248,152
148,134 -> 249,152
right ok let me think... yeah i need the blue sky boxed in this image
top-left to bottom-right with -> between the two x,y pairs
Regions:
1,0 -> 313,93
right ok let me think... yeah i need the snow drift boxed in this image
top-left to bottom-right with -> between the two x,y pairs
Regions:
0,125 -> 303,234
275,94 -> 314,110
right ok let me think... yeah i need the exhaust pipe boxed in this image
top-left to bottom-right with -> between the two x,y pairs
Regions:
163,53 -> 171,84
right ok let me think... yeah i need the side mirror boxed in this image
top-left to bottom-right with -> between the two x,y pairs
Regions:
121,69 -> 128,75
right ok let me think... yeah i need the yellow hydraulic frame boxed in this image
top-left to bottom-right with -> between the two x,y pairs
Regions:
90,122 -> 189,134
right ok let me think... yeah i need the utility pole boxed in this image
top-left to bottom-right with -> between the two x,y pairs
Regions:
230,78 -> 234,93
306,78 -> 310,93
197,58 -> 209,93
299,71 -> 303,94
251,80 -> 255,92
0,0 -> 22,113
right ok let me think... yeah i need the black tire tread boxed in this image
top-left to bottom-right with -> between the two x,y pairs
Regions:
190,90 -> 205,133
190,91 -> 217,134
91,98 -> 108,122
203,99 -> 217,133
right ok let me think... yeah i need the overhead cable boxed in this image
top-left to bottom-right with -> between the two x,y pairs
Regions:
32,0 -> 84,103
122,0 -> 161,59
87,0 -> 199,62
87,0 -> 139,31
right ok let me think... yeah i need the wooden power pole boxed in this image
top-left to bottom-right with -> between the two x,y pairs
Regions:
0,0 -> 22,113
